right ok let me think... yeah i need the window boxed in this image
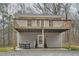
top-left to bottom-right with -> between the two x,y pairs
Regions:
49,20 -> 53,27
37,20 -> 40,26
44,20 -> 49,27
27,20 -> 32,26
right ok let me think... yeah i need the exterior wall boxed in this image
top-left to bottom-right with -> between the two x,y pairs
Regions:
19,32 -> 64,48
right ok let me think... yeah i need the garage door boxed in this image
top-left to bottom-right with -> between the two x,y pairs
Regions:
45,32 -> 62,48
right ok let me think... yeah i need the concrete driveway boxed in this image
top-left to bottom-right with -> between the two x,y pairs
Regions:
0,48 -> 79,56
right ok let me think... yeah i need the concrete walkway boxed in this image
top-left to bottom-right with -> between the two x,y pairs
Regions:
0,48 -> 79,56
16,48 -> 68,50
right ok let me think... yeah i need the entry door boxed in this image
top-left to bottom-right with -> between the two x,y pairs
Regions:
37,35 -> 44,48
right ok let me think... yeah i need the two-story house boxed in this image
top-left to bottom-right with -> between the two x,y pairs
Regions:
12,15 -> 72,48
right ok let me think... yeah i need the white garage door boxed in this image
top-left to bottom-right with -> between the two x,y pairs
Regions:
45,32 -> 62,48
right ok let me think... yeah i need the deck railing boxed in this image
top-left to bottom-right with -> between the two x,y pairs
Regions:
13,20 -> 72,30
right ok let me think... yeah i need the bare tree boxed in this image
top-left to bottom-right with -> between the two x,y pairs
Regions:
0,3 -> 12,47
33,3 -> 64,15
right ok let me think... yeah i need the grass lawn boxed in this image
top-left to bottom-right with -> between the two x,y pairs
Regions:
0,47 -> 15,52
64,45 -> 79,51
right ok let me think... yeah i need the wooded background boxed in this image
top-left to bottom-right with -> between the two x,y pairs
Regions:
0,3 -> 79,47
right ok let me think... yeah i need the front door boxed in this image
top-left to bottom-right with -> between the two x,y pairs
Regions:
37,35 -> 44,48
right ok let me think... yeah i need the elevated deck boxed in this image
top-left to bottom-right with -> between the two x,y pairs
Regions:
13,16 -> 72,32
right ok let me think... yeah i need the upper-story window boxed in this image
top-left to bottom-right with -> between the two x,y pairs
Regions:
37,20 -> 40,26
44,20 -> 49,27
49,20 -> 53,27
27,20 -> 32,26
